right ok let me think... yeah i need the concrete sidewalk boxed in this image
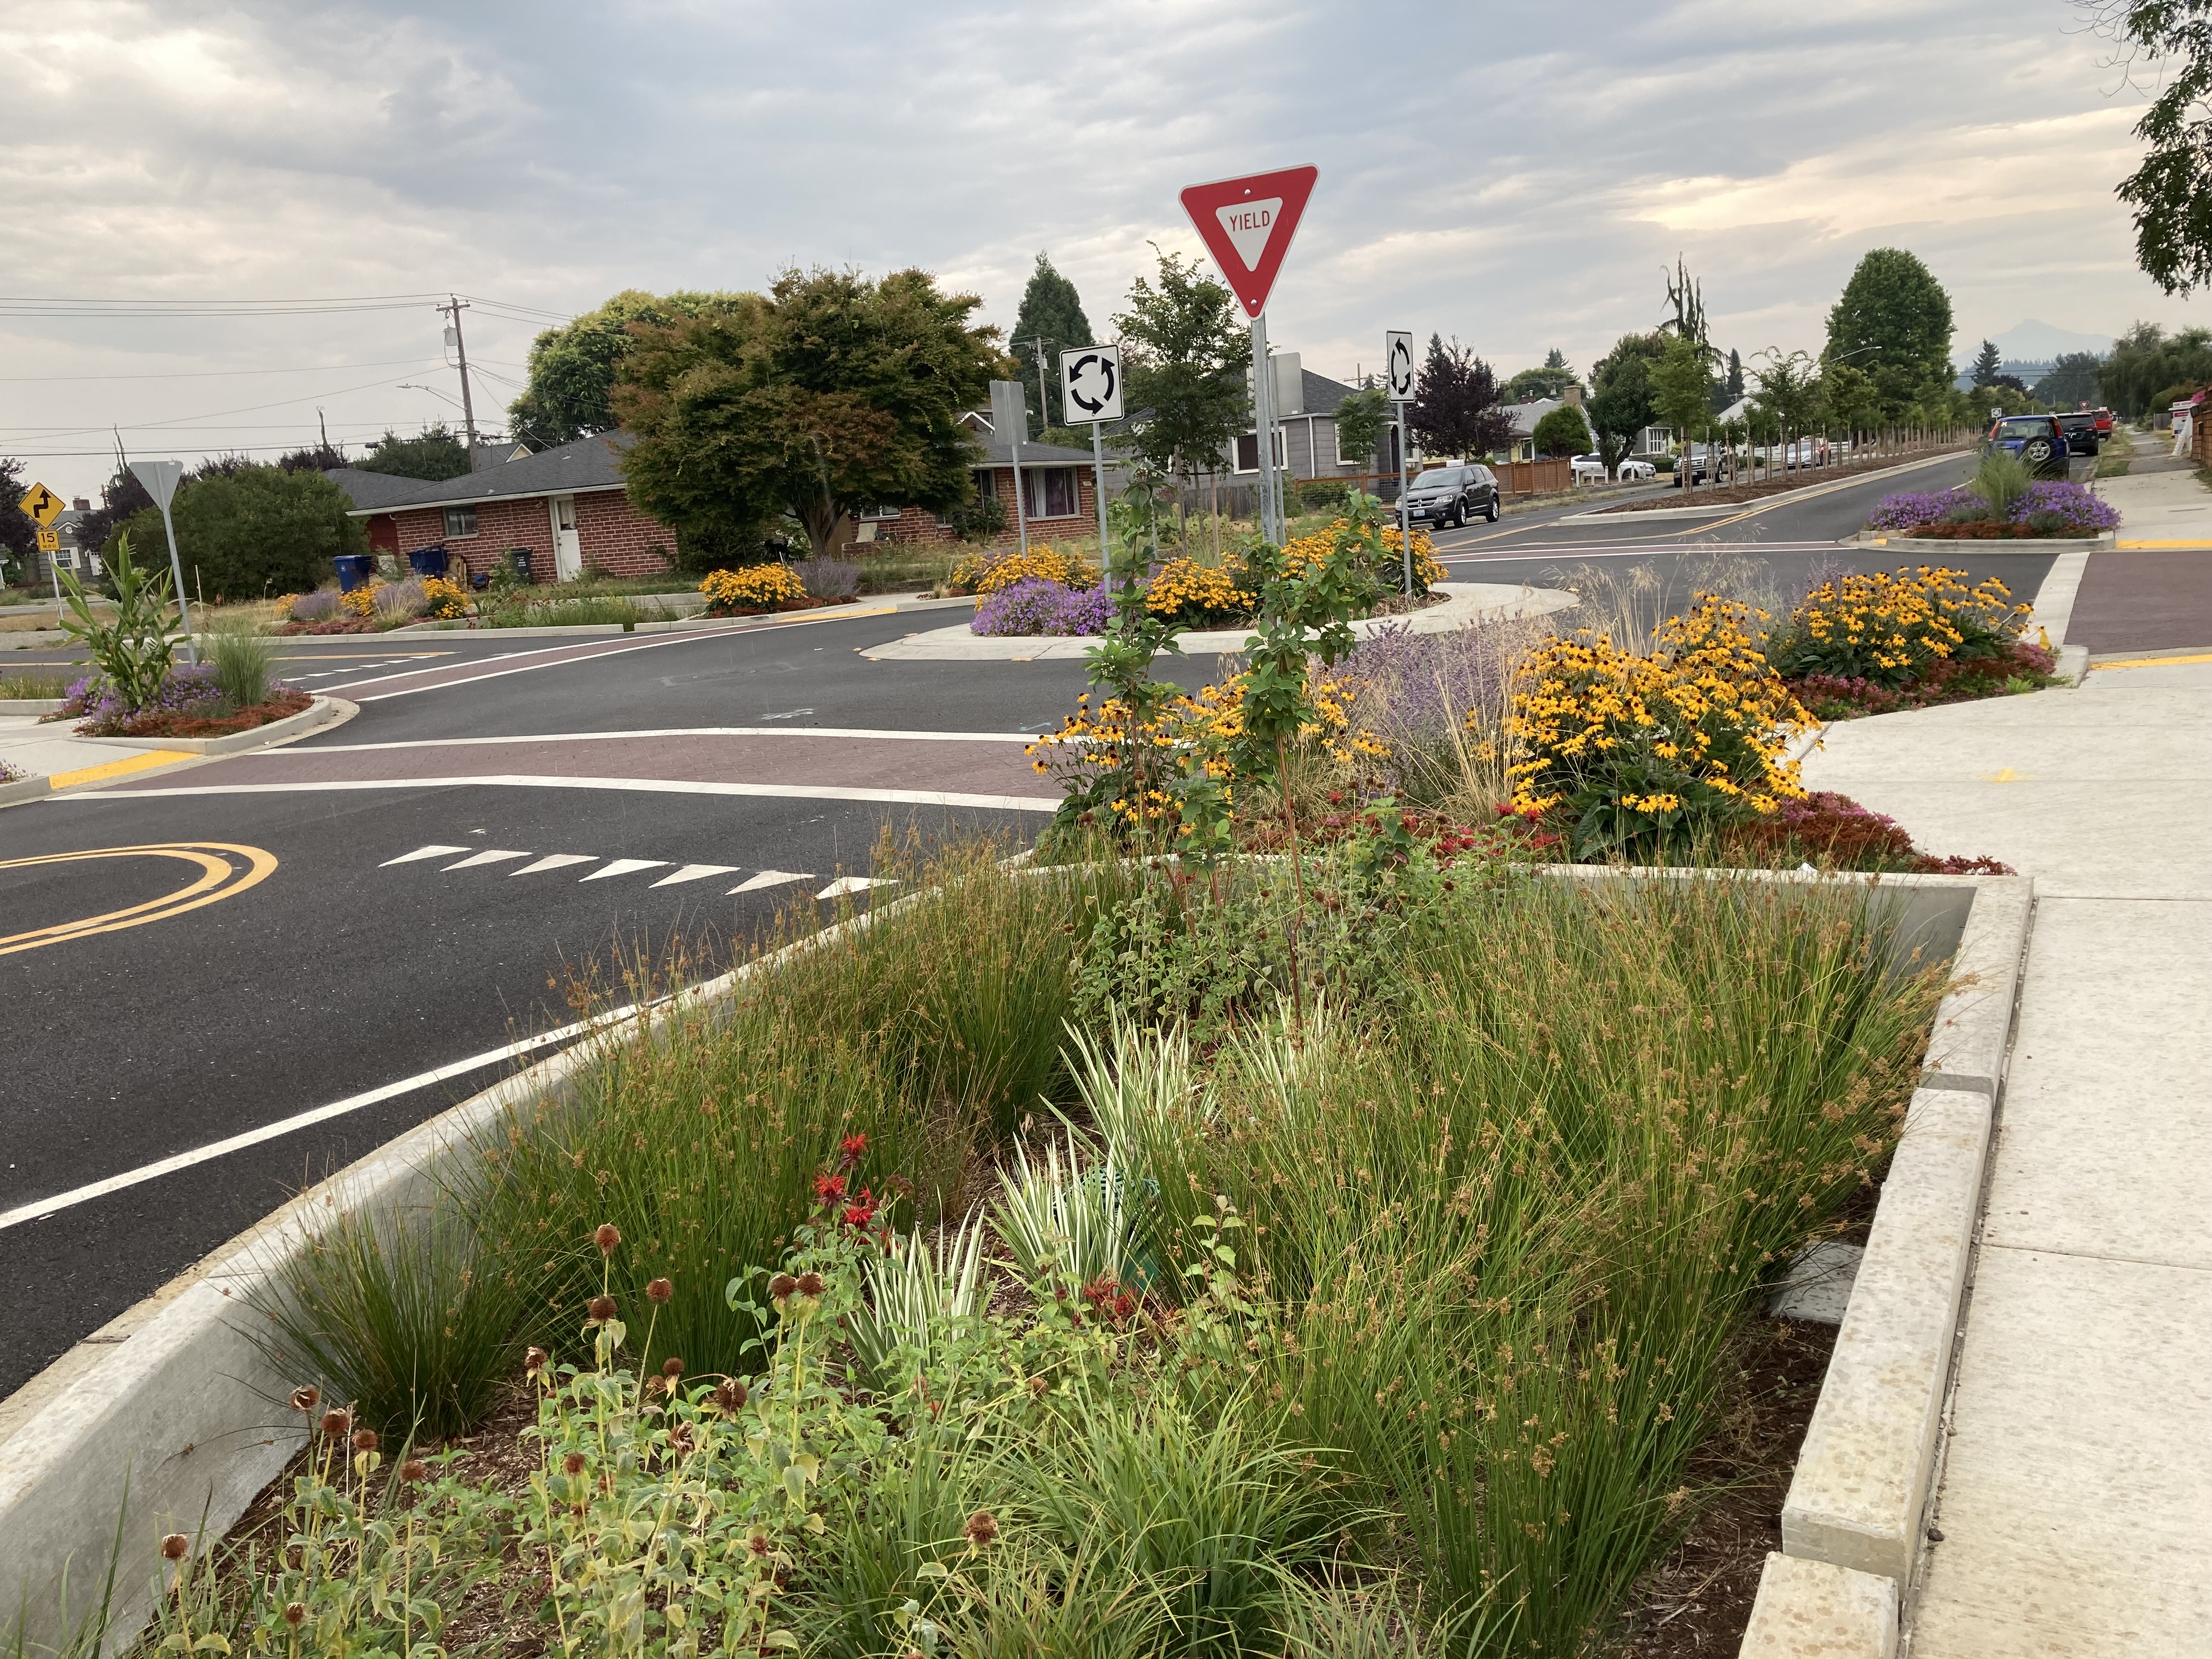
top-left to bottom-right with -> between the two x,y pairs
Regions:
0,713 -> 188,791
1801,658 -> 2212,1655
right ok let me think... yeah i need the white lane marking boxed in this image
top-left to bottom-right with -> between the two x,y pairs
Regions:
511,853 -> 597,876
69,777 -> 1059,812
266,725 -> 1039,750
380,844 -> 472,865
580,857 -> 668,882
817,876 -> 896,899
652,862 -> 741,888
0,1001 -> 650,1231
730,870 -> 812,893
442,848 -> 532,871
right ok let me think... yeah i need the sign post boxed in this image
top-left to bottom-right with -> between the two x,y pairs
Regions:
128,460 -> 196,663
20,481 -> 70,625
989,381 -> 1031,556
1179,164 -> 1318,549
1386,331 -> 1416,594
1059,345 -> 1124,583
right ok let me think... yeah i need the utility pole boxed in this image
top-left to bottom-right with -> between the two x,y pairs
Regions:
1022,335 -> 1053,437
318,407 -> 331,458
439,296 -> 480,458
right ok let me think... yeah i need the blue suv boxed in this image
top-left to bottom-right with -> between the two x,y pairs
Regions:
1984,414 -> 2069,478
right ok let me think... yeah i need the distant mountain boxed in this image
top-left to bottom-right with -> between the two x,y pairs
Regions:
1953,319 -> 2113,370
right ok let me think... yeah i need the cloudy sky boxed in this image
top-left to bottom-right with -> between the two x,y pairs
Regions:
2,0 -> 2203,498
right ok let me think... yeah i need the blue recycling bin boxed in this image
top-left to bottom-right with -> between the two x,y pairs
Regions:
334,554 -> 375,592
405,546 -> 449,581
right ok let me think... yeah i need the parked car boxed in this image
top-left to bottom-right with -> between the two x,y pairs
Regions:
1570,453 -> 1609,484
1616,458 -> 1657,481
1984,414 -> 2070,477
2058,413 -> 2100,456
1402,462 -> 1500,527
2091,407 -> 2114,436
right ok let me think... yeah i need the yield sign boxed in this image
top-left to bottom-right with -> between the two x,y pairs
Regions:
1179,164 -> 1319,319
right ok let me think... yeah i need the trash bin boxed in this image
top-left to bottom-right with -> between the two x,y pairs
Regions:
334,554 -> 375,592
406,546 -> 450,581
507,547 -> 535,582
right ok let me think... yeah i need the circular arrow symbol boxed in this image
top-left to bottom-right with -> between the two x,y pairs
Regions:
1067,353 -> 1118,415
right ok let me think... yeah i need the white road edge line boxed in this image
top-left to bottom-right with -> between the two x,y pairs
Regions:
57,775 -> 1061,811
0,1001 -> 651,1231
259,726 -> 1039,751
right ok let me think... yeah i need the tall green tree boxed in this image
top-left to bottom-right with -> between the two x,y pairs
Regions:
1531,403 -> 1593,457
1502,360 -> 1579,403
1330,386 -> 1391,471
0,457 -> 33,576
1648,335 -> 1716,482
1825,249 -> 1955,410
510,290 -> 743,447
614,267 -> 1004,561
2099,320 -> 2212,413
1113,249 -> 1252,493
2035,351 -> 2108,407
1970,338 -> 2004,387
1008,255 -> 1093,433
2085,1 -> 2212,292
1725,347 -> 1745,403
1409,335 -> 1511,459
359,424 -> 472,482
1587,332 -> 1666,471
107,465 -> 364,601
1748,348 -> 1825,450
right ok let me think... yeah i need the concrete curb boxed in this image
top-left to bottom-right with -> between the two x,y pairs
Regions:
1852,532 -> 2116,553
1739,1553 -> 1898,1658
0,774 -> 53,809
0,866 -> 2025,1654
67,695 -> 348,756
0,697 -> 69,716
1561,449 -> 1974,525
2055,644 -> 2090,686
1771,875 -> 2032,1627
399,599 -> 900,641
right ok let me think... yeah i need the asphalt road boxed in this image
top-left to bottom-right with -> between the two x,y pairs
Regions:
0,448 -> 2140,1397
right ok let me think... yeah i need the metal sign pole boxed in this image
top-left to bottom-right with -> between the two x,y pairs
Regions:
1251,312 -> 1276,545
156,496 -> 196,663
1010,432 -> 1029,556
1397,402 -> 1413,594
1092,421 -> 1110,584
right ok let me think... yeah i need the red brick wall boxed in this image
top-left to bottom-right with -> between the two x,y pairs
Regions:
869,466 -> 1097,551
361,489 -> 673,583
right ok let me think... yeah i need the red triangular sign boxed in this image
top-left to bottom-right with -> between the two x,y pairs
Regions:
1180,165 -> 1319,319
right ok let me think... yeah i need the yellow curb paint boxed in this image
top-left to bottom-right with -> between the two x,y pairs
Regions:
1977,768 -> 2033,783
47,749 -> 193,790
2114,539 -> 2212,548
0,842 -> 278,956
2091,652 -> 2212,670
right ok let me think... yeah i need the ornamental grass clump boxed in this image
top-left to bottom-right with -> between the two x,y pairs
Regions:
1503,592 -> 1814,861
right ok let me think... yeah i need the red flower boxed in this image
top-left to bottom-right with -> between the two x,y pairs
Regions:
1080,1275 -> 1138,1325
838,1132 -> 868,1169
812,1171 -> 848,1204
840,1187 -> 877,1231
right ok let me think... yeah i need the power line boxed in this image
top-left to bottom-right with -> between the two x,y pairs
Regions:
0,357 -> 439,383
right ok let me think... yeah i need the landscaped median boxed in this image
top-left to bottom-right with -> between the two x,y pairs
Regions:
0,844 -> 2028,1659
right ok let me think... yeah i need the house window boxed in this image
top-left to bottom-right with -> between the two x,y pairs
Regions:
443,506 -> 479,539
1023,467 -> 1080,518
1233,430 -> 1288,473
856,503 -> 901,521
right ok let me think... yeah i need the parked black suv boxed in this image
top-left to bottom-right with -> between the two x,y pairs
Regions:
1403,463 -> 1500,528
2057,412 -> 2100,457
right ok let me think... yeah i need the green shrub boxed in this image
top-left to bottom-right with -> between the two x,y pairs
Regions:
1296,477 -> 1351,512
108,465 -> 363,601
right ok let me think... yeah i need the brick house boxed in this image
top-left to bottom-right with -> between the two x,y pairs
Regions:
861,433 -> 1102,550
329,432 -> 674,584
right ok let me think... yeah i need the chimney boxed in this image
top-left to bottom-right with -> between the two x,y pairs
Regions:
1562,384 -> 1583,408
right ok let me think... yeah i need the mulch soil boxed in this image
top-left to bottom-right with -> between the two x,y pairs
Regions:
107,689 -> 314,739
1609,1314 -> 1841,1655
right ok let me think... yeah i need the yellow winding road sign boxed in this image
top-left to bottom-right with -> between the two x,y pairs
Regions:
18,482 -> 65,528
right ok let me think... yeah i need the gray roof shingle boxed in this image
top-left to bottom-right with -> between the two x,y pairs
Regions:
337,432 -> 634,515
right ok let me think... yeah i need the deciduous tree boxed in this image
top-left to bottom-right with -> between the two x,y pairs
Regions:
2083,1 -> 2212,293
1503,358 -> 1579,403
1825,249 -> 1955,408
107,465 -> 364,601
1330,386 -> 1391,471
1113,249 -> 1252,493
1409,335 -> 1511,459
1530,403 -> 1593,457
359,425 -> 472,482
1649,335 -> 1716,483
2035,351 -> 2107,407
1588,332 -> 1666,472
615,267 -> 1004,561
510,290 -> 742,447
1009,254 -> 1093,433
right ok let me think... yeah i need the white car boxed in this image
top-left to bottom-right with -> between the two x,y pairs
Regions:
1570,454 -> 1608,483
1616,459 -> 1657,481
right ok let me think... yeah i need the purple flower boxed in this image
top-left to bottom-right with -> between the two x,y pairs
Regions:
72,663 -> 231,735
2009,479 -> 2120,531
1866,488 -> 1979,531
970,577 -> 1114,636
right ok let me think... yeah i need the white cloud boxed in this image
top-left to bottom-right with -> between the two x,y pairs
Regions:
2,0 -> 2208,496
